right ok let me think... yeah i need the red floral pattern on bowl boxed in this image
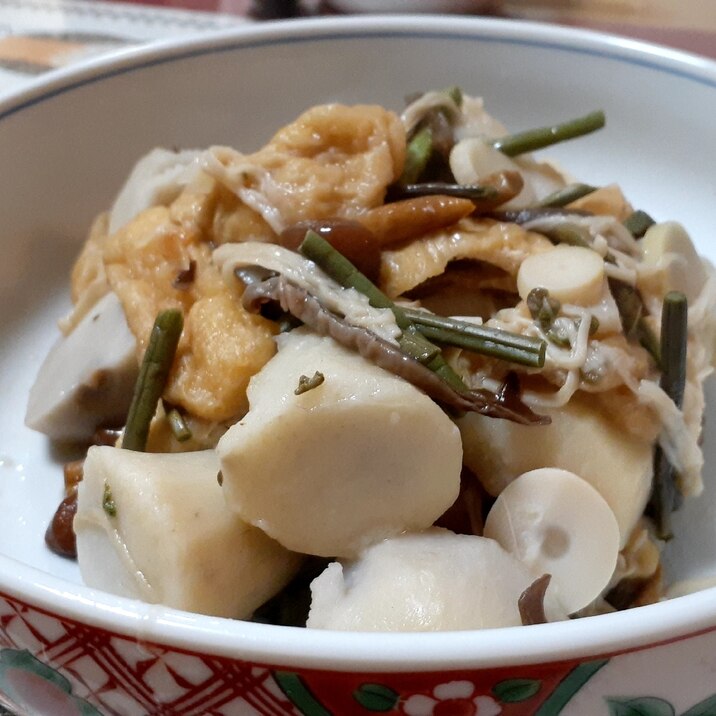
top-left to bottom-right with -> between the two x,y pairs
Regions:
2,591 -> 716,715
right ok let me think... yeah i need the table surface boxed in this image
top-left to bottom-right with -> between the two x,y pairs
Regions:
0,0 -> 712,98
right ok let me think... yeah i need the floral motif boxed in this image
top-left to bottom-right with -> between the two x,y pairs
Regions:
3,589 -> 716,716
0,648 -> 101,716
401,680 -> 502,716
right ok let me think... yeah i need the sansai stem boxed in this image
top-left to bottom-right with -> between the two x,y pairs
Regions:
122,309 -> 183,452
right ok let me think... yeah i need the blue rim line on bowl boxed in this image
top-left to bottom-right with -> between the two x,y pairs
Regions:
1,15 -> 715,125
1,15 -> 715,672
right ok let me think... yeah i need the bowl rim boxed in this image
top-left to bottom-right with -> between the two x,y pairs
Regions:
2,14 -> 716,672
1,11 -> 714,124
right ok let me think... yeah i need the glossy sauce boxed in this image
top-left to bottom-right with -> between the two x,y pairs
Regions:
279,219 -> 381,283
45,493 -> 78,559
46,459 -> 84,559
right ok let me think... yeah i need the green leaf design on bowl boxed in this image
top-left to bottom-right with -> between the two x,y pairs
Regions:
683,694 -> 716,716
606,697 -> 676,716
535,659 -> 609,715
492,677 -> 542,703
274,671 -> 331,716
603,694 -> 716,716
0,648 -> 102,716
353,683 -> 400,711
0,649 -> 72,693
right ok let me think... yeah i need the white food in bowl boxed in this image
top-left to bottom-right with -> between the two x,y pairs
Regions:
0,19 -> 715,701
108,147 -> 205,235
75,447 -> 301,618
306,529 -> 567,631
458,394 -> 655,547
449,136 -> 564,208
640,221 -> 708,302
24,82 -> 714,635
516,245 -> 606,305
218,328 -> 462,558
483,467 -> 621,613
25,291 -> 137,442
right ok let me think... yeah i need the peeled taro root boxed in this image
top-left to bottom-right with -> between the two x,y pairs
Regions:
75,447 -> 301,618
458,392 -> 653,548
217,329 -> 463,558
307,528 -> 566,631
25,291 -> 137,442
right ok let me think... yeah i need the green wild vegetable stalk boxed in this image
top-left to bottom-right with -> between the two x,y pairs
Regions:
647,291 -> 688,540
122,309 -> 184,452
492,110 -> 605,157
403,308 -> 546,368
536,183 -> 598,208
400,126 -> 433,185
623,209 -> 655,238
298,230 -> 466,391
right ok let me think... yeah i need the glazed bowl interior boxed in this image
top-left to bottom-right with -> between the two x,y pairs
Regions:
1,15 -> 716,671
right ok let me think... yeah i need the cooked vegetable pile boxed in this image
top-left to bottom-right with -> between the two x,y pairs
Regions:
26,89 -> 716,631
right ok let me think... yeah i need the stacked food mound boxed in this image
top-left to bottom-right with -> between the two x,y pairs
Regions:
27,89 -> 716,631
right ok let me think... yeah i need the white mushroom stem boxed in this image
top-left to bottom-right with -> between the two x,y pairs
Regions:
517,246 -> 605,306
458,392 -> 653,548
307,529 -> 567,632
75,447 -> 301,619
450,138 -> 535,208
25,291 -> 137,442
449,137 -> 565,209
217,329 -> 462,558
400,90 -> 460,135
484,468 -> 620,613
639,221 -> 707,303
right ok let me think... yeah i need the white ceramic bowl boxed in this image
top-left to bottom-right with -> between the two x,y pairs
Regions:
1,15 -> 716,716
328,1 -> 486,13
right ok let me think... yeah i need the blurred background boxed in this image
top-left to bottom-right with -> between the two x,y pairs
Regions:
140,0 -> 716,53
0,0 -> 713,98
